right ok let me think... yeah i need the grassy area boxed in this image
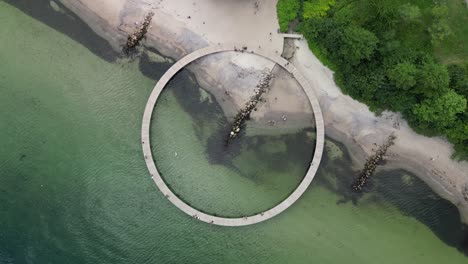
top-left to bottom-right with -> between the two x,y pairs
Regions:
435,0 -> 468,65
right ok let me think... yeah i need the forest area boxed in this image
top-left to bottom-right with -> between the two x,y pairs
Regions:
277,0 -> 468,159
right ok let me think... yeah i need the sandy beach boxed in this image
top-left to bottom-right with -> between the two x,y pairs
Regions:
54,0 -> 468,223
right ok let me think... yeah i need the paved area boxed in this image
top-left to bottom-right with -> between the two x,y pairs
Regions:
141,44 -> 324,227
281,33 -> 303,39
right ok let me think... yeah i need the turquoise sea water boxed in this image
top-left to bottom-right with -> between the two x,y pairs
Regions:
1,2 -> 467,263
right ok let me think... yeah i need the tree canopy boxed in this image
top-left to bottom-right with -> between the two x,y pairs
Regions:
388,61 -> 418,90
339,26 -> 378,66
277,0 -> 468,159
414,60 -> 449,97
412,90 -> 467,130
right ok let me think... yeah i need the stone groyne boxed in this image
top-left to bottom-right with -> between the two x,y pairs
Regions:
227,72 -> 272,143
124,12 -> 154,53
352,134 -> 396,192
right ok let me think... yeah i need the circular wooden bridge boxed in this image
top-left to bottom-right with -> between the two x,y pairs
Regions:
142,44 -> 324,226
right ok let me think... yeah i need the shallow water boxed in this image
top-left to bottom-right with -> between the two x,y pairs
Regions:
151,68 -> 315,217
1,2 -> 467,263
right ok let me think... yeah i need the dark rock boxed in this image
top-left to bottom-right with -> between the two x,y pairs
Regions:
352,134 -> 396,192
226,72 -> 272,144
463,183 -> 468,202
124,12 -> 154,53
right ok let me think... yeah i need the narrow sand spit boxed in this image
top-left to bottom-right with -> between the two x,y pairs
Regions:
57,0 -> 468,223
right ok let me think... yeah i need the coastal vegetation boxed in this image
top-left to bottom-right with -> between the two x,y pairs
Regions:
277,0 -> 300,32
277,0 -> 468,159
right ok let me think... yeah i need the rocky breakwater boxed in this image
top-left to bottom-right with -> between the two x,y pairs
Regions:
227,71 -> 272,144
124,12 -> 154,53
352,134 -> 397,192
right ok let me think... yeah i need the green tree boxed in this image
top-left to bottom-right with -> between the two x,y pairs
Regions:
414,60 -> 449,97
398,3 -> 421,23
355,0 -> 399,31
277,0 -> 300,32
340,63 -> 385,106
448,64 -> 468,98
431,4 -> 449,19
429,19 -> 452,46
445,120 -> 468,159
356,0 -> 398,21
428,4 -> 452,45
302,0 -> 335,19
412,90 -> 466,130
388,62 -> 418,90
339,26 -> 378,65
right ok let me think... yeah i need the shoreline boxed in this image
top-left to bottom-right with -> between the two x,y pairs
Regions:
51,0 -> 468,223
292,39 -> 468,223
